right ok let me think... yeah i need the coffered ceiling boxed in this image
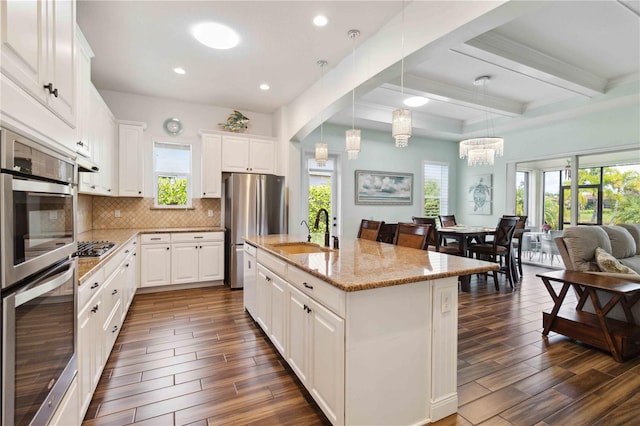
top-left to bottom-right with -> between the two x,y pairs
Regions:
77,1 -> 640,143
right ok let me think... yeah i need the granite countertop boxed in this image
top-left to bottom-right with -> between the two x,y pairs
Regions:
245,234 -> 499,292
77,227 -> 225,283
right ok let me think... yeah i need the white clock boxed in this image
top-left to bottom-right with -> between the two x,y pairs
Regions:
163,117 -> 183,136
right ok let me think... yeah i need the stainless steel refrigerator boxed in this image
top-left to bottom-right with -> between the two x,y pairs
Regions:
224,173 -> 287,288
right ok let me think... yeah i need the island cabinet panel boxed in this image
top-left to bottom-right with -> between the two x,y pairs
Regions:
287,285 -> 310,385
256,264 -> 272,334
269,273 -> 288,357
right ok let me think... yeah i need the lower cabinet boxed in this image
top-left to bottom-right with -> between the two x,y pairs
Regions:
77,238 -> 137,420
50,378 -> 78,426
256,252 -> 345,425
141,232 -> 224,288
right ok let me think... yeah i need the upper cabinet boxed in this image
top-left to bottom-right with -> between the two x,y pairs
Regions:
118,121 -> 146,197
200,132 -> 222,198
75,27 -> 94,158
221,134 -> 275,174
1,0 -> 76,126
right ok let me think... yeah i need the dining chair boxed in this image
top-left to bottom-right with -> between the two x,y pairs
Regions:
357,219 -> 384,241
467,217 -> 518,289
503,215 -> 528,277
412,217 -> 439,251
438,215 -> 457,228
393,223 -> 430,250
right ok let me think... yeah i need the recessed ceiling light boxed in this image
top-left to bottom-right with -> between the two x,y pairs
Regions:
313,15 -> 328,27
192,22 -> 240,49
173,67 -> 186,75
259,83 -> 270,91
404,96 -> 429,107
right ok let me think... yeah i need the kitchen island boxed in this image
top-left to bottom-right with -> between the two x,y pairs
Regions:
244,234 -> 498,426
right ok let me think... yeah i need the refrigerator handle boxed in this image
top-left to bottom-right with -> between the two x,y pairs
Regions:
256,175 -> 262,235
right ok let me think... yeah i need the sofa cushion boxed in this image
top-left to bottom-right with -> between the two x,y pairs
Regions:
563,226 -> 611,272
601,225 -> 636,259
620,256 -> 640,275
619,224 -> 640,255
595,247 -> 639,275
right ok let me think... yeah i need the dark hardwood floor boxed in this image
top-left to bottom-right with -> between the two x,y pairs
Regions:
84,265 -> 640,425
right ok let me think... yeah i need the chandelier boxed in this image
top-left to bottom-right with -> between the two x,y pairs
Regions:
392,1 -> 411,148
346,29 -> 361,160
459,76 -> 504,166
315,60 -> 328,167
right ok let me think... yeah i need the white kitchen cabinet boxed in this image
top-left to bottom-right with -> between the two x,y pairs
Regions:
201,133 -> 222,198
198,241 -> 224,281
0,0 -> 76,125
78,281 -> 105,416
118,121 -> 146,197
50,378 -> 78,426
121,244 -> 138,313
140,243 -> 171,288
79,85 -> 116,195
75,26 -> 94,158
141,232 -> 224,288
243,243 -> 257,318
256,265 -> 272,334
287,284 -> 310,385
221,135 -> 275,174
269,273 -> 288,357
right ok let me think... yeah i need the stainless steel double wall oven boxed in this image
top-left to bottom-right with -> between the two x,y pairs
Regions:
1,128 -> 78,426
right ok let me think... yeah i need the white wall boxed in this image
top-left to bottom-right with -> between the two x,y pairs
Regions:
455,101 -> 640,227
99,90 -> 274,197
296,124 -> 459,238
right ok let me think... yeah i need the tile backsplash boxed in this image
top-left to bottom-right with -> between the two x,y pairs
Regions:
79,195 -> 221,230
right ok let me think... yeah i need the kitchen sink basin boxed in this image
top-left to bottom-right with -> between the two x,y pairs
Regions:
272,242 -> 332,254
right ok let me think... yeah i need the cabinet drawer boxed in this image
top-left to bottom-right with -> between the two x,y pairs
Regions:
102,273 -> 123,319
171,232 -> 223,243
257,249 -> 287,278
104,300 -> 123,354
287,267 -> 345,318
140,233 -> 171,244
79,268 -> 105,310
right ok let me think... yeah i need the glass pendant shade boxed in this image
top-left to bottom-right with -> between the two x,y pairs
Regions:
459,137 -> 504,166
345,129 -> 361,160
392,108 -> 412,148
315,142 -> 328,166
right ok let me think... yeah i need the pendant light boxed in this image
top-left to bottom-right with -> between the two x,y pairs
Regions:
345,29 -> 361,160
392,0 -> 411,148
459,76 -> 504,166
315,60 -> 328,167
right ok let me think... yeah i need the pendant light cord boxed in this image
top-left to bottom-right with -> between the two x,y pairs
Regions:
351,34 -> 356,130
400,0 -> 405,98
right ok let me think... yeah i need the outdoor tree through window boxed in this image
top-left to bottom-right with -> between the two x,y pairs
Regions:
154,141 -> 192,207
423,162 -> 449,216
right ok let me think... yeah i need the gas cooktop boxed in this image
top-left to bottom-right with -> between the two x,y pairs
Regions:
75,241 -> 115,258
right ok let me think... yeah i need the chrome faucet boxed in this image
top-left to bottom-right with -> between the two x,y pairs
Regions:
300,220 -> 311,242
314,208 -> 330,247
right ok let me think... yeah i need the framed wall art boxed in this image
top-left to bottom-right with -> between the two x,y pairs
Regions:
468,174 -> 492,215
355,170 -> 413,205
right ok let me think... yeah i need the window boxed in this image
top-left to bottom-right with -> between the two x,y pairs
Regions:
422,162 -> 449,216
515,171 -> 528,216
153,141 -> 192,208
302,152 -> 339,237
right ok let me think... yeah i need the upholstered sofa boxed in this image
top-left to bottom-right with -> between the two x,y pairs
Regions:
555,224 -> 640,321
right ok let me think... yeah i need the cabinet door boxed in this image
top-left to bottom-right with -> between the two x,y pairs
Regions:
269,274 -> 287,357
76,40 -> 92,157
201,134 -> 222,198
140,244 -> 171,287
249,138 -> 275,174
171,243 -> 199,284
99,111 -> 116,195
243,251 -> 257,317
309,300 -> 345,425
78,293 -> 104,415
198,241 -> 224,282
256,265 -> 272,334
118,123 -> 145,197
0,0 -> 46,103
122,251 -> 137,313
46,0 -> 75,124
221,136 -> 250,172
287,284 -> 310,385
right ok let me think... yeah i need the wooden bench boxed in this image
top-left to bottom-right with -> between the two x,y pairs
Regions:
537,270 -> 640,362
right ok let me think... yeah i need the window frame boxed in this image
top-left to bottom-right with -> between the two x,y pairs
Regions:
421,161 -> 450,217
153,140 -> 193,209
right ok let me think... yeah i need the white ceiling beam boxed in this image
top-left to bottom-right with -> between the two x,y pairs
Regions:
384,75 -> 524,117
452,32 -> 608,97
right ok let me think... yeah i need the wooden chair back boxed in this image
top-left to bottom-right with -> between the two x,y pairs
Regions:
503,215 -> 527,230
439,215 -> 457,228
412,217 -> 438,249
393,223 -> 430,250
494,217 -> 518,249
357,219 -> 384,241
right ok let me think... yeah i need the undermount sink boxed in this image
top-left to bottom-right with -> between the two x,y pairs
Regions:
272,242 -> 332,254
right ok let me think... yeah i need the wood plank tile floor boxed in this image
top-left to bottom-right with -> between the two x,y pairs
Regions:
84,265 -> 640,425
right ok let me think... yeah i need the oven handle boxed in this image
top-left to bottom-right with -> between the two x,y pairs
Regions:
12,178 -> 72,195
14,260 -> 75,307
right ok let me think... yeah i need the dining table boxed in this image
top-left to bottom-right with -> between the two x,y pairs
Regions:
437,225 -> 532,290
